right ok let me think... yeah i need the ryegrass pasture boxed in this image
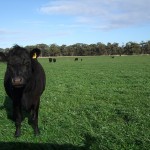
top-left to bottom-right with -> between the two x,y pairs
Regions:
0,56 -> 150,150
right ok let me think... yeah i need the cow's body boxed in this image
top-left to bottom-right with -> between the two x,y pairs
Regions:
74,58 -> 78,61
53,58 -> 56,63
49,58 -> 52,62
0,45 -> 46,137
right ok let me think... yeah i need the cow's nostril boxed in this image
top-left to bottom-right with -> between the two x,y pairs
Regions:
12,77 -> 24,86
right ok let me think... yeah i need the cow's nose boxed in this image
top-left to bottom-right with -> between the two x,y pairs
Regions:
12,77 -> 24,87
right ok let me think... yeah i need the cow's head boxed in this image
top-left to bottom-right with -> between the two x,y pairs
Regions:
0,45 -> 41,88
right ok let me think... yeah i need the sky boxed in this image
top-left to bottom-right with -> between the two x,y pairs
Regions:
0,0 -> 150,48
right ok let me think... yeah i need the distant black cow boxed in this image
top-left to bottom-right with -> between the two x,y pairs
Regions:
53,58 -> 56,63
0,45 -> 46,137
74,58 -> 78,61
49,58 -> 52,62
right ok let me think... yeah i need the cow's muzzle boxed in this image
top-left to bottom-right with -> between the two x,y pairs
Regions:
12,77 -> 25,88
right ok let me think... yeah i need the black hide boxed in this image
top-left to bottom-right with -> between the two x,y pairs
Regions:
0,45 -> 46,137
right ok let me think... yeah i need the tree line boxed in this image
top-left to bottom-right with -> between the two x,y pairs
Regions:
0,41 -> 150,56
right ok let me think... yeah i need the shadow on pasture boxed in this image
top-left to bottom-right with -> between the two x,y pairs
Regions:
0,142 -> 84,150
0,134 -> 96,150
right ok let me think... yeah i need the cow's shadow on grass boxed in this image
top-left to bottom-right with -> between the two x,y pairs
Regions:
0,139 -> 94,150
0,134 -> 96,150
0,97 -> 96,150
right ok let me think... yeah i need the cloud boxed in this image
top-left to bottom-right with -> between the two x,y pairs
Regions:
0,27 -> 71,46
21,20 -> 46,25
39,0 -> 150,30
0,29 -> 20,35
75,16 -> 95,24
0,30 -> 69,40
39,0 -> 107,16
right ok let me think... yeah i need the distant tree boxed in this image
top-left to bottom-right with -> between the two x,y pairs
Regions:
111,42 -> 120,55
72,43 -> 86,56
36,44 -> 49,57
49,44 -> 60,56
25,45 -> 36,52
88,44 -> 97,55
0,48 -> 4,52
144,41 -> 150,54
81,44 -> 89,56
67,45 -> 74,56
1,40 -> 150,56
60,44 -> 67,56
4,48 -> 10,54
97,42 -> 106,55
132,42 -> 141,54
106,42 -> 112,55
140,41 -> 146,54
124,42 -> 133,55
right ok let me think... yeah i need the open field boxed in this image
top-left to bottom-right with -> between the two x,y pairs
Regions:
0,56 -> 150,150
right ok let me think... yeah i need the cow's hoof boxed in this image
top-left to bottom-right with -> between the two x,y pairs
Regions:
14,130 -> 21,137
34,128 -> 40,136
14,133 -> 21,137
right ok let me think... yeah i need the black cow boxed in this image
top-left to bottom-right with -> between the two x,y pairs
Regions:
0,45 -> 46,137
49,58 -> 52,63
53,58 -> 56,63
74,58 -> 78,61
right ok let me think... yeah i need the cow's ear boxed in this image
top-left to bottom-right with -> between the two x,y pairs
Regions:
30,48 -> 41,59
0,52 -> 7,62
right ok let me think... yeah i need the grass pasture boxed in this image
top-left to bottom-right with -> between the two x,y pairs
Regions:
0,56 -> 150,150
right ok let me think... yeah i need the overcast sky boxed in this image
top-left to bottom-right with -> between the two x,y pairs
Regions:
0,0 -> 150,48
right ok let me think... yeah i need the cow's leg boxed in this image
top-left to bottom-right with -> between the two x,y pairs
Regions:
31,98 -> 40,135
13,101 -> 22,137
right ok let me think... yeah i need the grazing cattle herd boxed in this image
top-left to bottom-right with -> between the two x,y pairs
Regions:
49,57 -> 56,63
74,57 -> 82,61
49,57 -> 82,63
0,45 -> 46,137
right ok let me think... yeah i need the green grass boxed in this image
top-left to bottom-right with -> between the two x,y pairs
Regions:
0,56 -> 150,150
